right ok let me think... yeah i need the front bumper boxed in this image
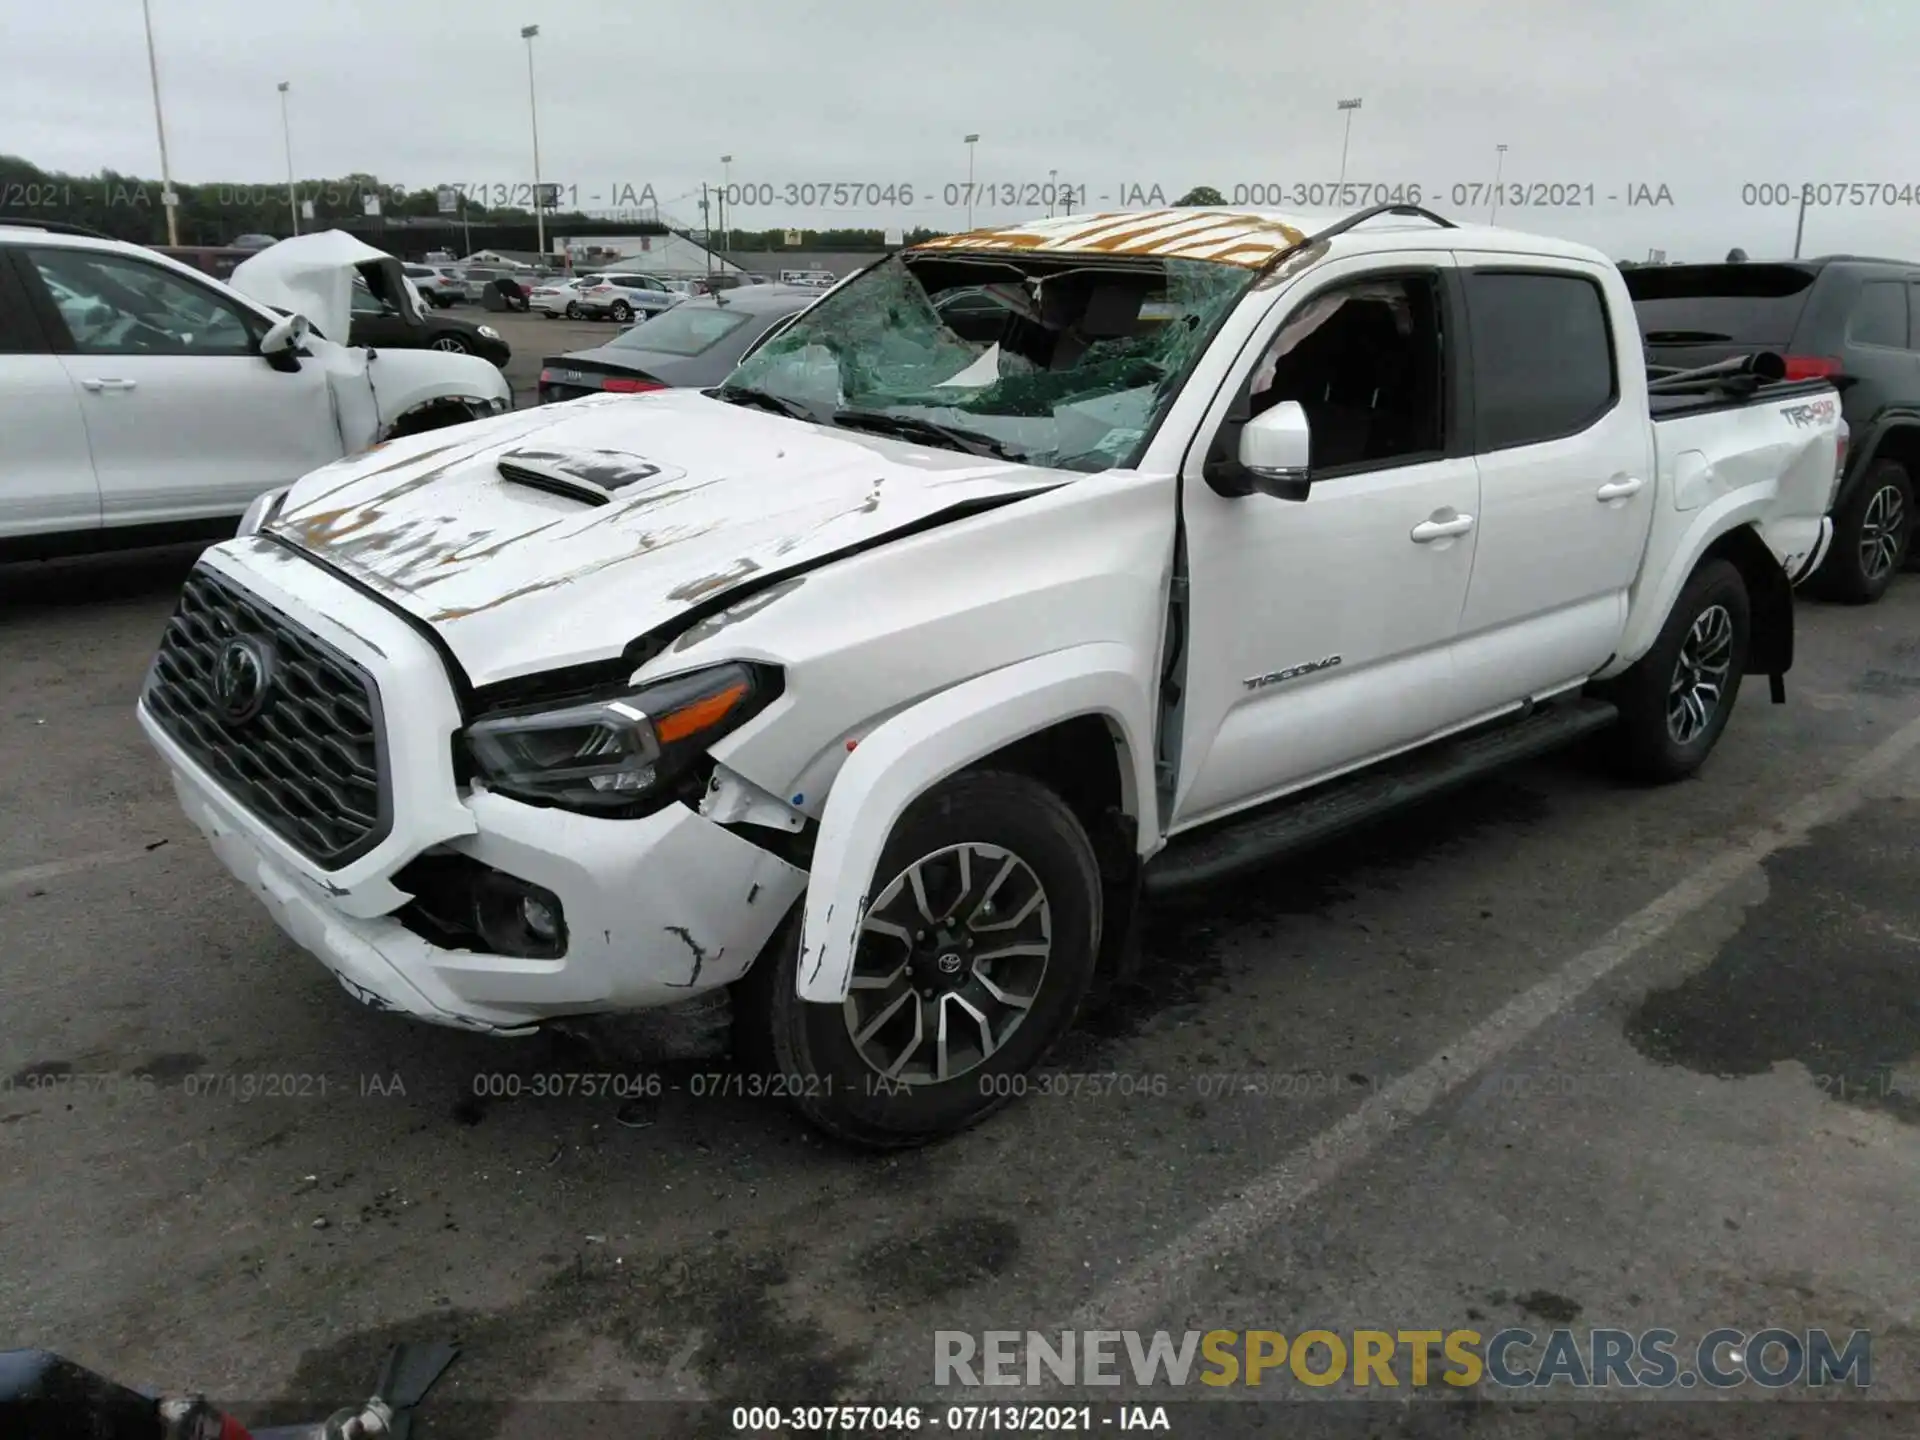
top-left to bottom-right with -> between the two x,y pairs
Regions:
138,540 -> 806,1034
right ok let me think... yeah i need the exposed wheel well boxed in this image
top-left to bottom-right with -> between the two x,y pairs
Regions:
1858,425 -> 1920,488
1700,524 -> 1792,681
960,715 -> 1143,987
382,397 -> 493,441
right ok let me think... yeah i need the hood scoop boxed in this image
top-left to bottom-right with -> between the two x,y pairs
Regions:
495,447 -> 684,507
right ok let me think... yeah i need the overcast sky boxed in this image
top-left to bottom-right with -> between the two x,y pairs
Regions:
7,0 -> 1918,261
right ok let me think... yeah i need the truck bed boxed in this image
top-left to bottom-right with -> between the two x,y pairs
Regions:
1647,376 -> 1833,420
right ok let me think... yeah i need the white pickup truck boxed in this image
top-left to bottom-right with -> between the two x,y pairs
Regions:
137,205 -> 1844,1147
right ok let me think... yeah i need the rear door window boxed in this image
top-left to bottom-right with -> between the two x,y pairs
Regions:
1625,263 -> 1817,346
1847,280 -> 1909,349
1464,270 -> 1618,452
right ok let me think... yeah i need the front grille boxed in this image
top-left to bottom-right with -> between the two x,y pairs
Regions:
144,564 -> 391,869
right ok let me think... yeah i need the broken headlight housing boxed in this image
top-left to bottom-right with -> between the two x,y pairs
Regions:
463,662 -> 779,815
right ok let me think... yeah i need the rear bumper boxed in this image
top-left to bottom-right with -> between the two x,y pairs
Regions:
1787,515 -> 1835,587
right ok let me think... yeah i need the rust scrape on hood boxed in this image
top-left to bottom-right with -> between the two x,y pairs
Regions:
908,208 -> 1309,268
262,389 -> 1064,687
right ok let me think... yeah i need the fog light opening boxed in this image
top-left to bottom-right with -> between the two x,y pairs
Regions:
470,873 -> 568,958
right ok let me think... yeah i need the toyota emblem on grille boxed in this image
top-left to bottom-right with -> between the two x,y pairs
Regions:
214,635 -> 276,724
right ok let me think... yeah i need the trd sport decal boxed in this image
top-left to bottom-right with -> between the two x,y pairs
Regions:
1244,655 -> 1342,690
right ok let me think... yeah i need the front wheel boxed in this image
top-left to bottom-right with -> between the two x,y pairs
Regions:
1598,558 -> 1750,783
429,334 -> 471,355
1811,459 -> 1912,604
736,770 -> 1102,1148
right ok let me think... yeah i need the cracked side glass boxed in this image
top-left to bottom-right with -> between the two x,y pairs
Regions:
722,252 -> 1252,473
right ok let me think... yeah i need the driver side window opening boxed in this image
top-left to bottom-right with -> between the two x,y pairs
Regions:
28,248 -> 258,357
1247,273 -> 1445,473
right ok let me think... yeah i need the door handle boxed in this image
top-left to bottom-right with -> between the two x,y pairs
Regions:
1410,513 -> 1475,543
1596,477 -> 1643,501
80,378 -> 137,392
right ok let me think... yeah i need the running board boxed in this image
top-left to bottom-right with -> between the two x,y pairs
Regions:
1144,698 -> 1619,895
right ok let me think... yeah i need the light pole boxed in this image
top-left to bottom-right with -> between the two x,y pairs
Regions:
1335,98 -> 1362,188
277,82 -> 299,236
141,0 -> 180,245
520,24 -> 545,261
1490,143 -> 1508,225
721,154 -> 733,253
964,133 -> 979,229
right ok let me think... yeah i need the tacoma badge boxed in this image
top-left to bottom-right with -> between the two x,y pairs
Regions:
1244,655 -> 1342,690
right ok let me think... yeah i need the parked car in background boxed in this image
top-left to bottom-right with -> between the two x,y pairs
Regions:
230,234 -> 279,250
578,271 -> 682,322
779,269 -> 837,288
530,275 -> 600,319
405,263 -> 462,307
457,266 -> 527,302
349,276 -> 511,367
1627,255 -> 1920,603
0,221 -> 508,560
537,284 -> 818,401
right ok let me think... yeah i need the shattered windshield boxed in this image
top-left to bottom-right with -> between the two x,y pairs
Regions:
719,251 -> 1252,472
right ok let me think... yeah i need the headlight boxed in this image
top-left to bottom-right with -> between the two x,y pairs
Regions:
237,487 -> 289,537
478,325 -> 502,341
463,662 -> 778,814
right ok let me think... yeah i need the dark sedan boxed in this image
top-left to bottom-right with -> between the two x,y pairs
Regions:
537,285 -> 817,402
349,277 -> 512,368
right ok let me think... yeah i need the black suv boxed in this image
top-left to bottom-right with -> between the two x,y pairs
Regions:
1627,257 -> 1920,603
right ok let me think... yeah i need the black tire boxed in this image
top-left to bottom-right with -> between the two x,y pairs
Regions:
1599,558 -> 1750,784
565,301 -> 582,320
429,334 -> 471,355
1810,459 -> 1912,604
610,300 -> 633,323
735,770 -> 1103,1149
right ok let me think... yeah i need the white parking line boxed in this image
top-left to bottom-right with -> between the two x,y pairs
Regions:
1062,707 -> 1920,1334
0,846 -> 166,894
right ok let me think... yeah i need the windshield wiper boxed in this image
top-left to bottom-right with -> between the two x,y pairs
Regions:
830,409 -> 1025,460
711,385 -> 816,422
1643,330 -> 1735,343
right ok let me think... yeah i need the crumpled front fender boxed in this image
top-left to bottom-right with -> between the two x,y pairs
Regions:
795,642 -> 1156,1003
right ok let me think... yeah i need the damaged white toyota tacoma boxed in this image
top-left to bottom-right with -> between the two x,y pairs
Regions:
138,205 -> 1845,1146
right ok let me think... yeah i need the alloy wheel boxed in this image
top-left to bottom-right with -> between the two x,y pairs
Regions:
1859,482 -> 1908,583
430,336 -> 468,353
842,842 -> 1052,1086
1667,602 -> 1734,745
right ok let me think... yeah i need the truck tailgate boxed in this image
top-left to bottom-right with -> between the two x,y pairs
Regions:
1651,383 -> 1842,578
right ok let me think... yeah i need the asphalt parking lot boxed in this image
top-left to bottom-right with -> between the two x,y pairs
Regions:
2,543 -> 1918,1435
438,301 -> 623,406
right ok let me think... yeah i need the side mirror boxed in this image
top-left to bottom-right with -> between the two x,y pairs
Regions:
259,313 -> 310,372
1238,401 -> 1313,501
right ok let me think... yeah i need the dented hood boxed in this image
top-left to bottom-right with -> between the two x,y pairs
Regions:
229,230 -> 412,343
265,390 -> 1066,686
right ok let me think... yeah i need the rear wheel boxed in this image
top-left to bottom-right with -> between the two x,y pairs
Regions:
1811,459 -> 1912,604
1599,558 -> 1750,783
565,301 -> 583,319
736,770 -> 1102,1149
610,300 -> 633,323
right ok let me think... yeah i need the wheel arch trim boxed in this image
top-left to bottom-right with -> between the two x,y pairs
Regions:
795,643 -> 1155,1004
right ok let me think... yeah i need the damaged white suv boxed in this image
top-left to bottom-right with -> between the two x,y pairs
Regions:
138,206 -> 1843,1147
